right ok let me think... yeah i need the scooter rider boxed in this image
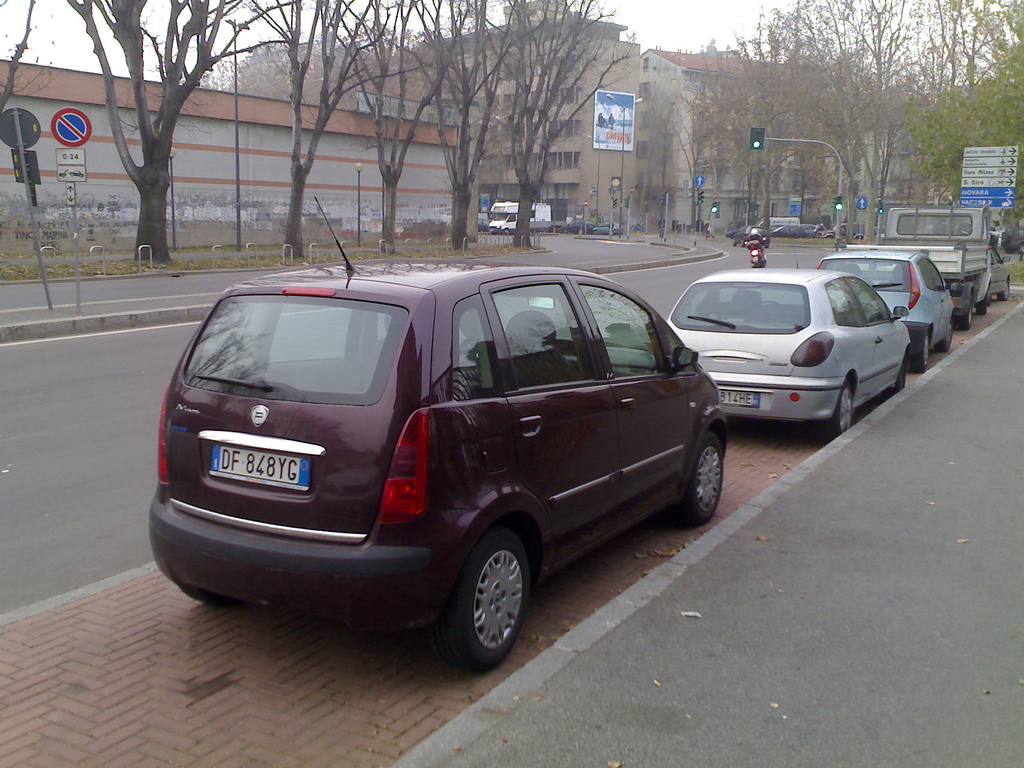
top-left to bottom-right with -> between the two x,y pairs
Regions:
743,228 -> 768,267
743,228 -> 768,250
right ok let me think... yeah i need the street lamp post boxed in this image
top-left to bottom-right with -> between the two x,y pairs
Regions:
228,20 -> 247,252
355,162 -> 363,246
169,146 -> 177,251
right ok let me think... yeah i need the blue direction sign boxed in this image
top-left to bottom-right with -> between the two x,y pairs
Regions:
694,175 -> 705,187
960,186 -> 1016,208
856,196 -> 868,210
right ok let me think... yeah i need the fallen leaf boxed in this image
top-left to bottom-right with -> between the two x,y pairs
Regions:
768,472 -> 779,479
770,702 -> 780,708
609,762 -> 624,768
739,462 -> 755,467
957,539 -> 969,544
680,611 -> 702,618
925,501 -> 937,506
653,680 -> 661,687
756,535 -> 773,542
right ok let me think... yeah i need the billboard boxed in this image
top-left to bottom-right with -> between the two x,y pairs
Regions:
593,90 -> 635,152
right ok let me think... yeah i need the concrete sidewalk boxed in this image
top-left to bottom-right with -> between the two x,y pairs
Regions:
394,299 -> 1024,768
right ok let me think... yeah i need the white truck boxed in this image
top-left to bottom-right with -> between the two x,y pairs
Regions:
488,201 -> 553,234
870,206 -> 1011,330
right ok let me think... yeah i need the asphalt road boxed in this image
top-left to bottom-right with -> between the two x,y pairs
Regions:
0,324 -> 196,612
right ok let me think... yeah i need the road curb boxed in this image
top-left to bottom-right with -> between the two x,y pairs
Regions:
0,304 -> 209,344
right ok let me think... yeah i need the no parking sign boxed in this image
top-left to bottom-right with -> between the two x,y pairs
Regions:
51,108 -> 92,148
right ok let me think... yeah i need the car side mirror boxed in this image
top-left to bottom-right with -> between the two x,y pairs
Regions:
671,346 -> 698,372
892,306 -> 910,319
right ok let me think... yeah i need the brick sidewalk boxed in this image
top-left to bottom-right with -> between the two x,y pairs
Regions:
0,299 -> 1014,768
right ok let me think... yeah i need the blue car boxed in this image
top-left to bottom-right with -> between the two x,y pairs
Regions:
818,249 -> 954,372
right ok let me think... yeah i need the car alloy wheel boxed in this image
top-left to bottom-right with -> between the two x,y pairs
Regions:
669,432 -> 723,527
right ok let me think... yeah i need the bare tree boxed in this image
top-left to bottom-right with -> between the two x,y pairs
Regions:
497,0 -> 635,246
66,0 -> 276,263
257,0 -> 376,259
0,0 -> 35,114
357,0 -> 453,251
431,0 -> 512,249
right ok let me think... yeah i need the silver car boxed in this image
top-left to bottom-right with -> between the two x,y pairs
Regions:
817,250 -> 954,373
668,269 -> 911,440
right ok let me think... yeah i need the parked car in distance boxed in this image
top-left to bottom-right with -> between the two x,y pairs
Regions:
562,218 -> 596,234
151,261 -> 727,671
770,224 -> 811,239
817,250 -> 954,373
591,223 -> 623,236
668,269 -> 910,440
800,224 -> 819,237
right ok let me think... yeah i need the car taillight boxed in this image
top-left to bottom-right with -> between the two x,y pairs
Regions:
378,408 -> 430,524
157,387 -> 169,484
791,331 -> 835,367
907,264 -> 921,309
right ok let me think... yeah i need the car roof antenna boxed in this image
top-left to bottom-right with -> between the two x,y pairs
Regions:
314,196 -> 355,276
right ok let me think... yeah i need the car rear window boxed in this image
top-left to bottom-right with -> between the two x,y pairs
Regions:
672,282 -> 811,334
824,258 -> 910,291
184,295 -> 408,405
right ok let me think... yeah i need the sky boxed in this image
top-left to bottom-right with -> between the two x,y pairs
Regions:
2,0 -> 780,75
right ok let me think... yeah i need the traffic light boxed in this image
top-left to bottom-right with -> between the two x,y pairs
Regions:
612,197 -> 618,208
660,192 -> 669,205
833,195 -> 844,211
697,189 -> 705,205
749,127 -> 765,151
710,201 -> 720,214
876,199 -> 884,215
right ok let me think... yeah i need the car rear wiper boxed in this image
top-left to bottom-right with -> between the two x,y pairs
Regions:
192,374 -> 274,392
687,315 -> 737,329
871,282 -> 902,289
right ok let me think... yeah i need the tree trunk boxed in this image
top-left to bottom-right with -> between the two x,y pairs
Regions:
284,162 -> 312,261
450,188 -> 473,251
514,184 -> 536,248
136,167 -> 171,265
382,181 -> 398,253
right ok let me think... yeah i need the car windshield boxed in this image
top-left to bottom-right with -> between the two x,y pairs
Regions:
824,258 -> 910,291
185,294 -> 408,405
672,282 -> 811,334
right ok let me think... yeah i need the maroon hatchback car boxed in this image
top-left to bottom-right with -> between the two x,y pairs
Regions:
151,261 -> 726,670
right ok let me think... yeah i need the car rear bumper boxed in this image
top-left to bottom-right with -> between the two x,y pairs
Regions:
709,372 -> 843,422
150,494 -> 442,631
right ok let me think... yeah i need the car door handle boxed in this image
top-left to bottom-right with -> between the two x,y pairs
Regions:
875,336 -> 884,344
519,415 -> 542,437
619,397 -> 636,409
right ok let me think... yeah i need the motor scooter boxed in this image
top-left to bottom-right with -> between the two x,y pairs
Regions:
747,244 -> 766,268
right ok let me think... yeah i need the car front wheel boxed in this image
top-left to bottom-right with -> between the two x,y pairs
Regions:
430,527 -> 530,672
933,320 -> 954,353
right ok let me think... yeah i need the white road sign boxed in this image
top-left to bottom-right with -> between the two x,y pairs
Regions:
56,147 -> 87,182
963,145 -> 1019,157
962,156 -> 1018,168
960,176 -> 1017,188
960,166 -> 1017,179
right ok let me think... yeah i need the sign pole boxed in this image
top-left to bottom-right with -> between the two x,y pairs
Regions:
12,108 -> 51,310
68,183 -> 81,313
